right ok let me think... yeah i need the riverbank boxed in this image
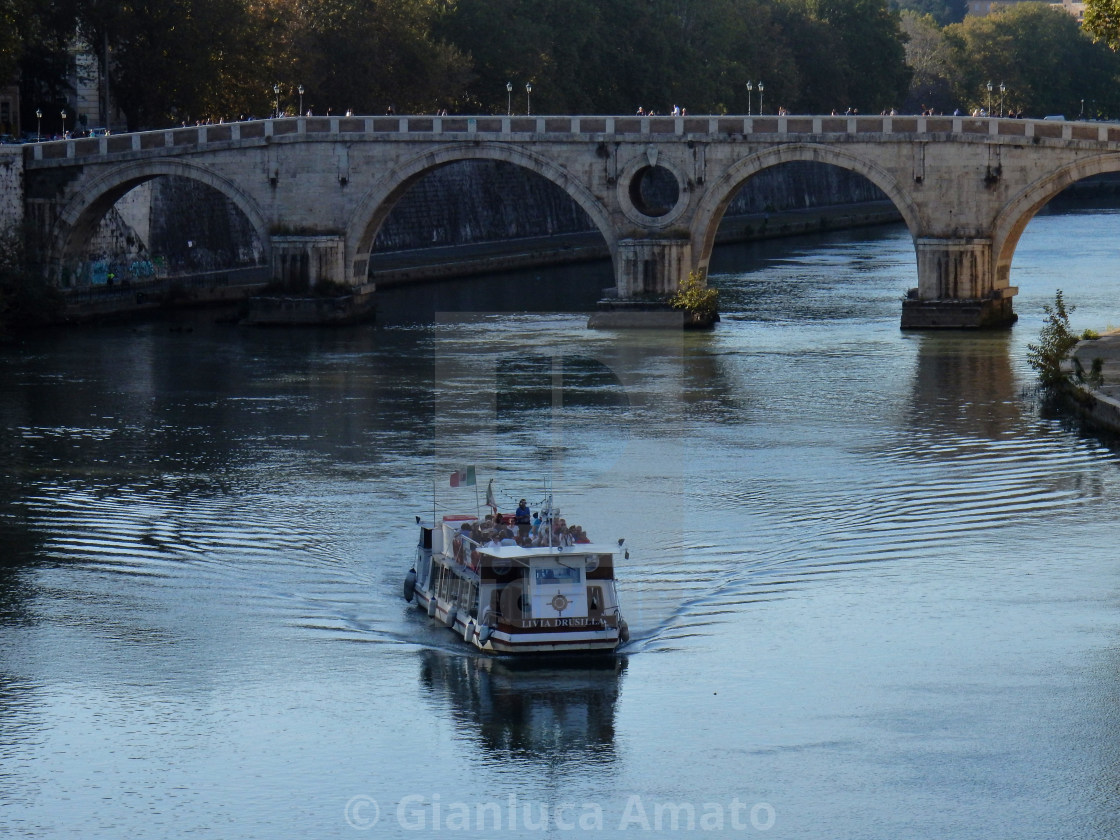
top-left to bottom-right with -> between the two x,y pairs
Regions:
1061,330 -> 1120,433
368,201 -> 901,287
54,267 -> 269,324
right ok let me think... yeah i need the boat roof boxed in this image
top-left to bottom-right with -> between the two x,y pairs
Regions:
477,543 -> 616,559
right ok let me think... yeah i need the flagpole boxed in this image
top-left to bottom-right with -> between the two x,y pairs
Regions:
474,479 -> 480,520
433,478 -> 437,528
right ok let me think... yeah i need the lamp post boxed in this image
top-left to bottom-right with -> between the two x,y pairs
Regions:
746,81 -> 753,115
525,82 -> 532,116
273,83 -> 280,118
298,84 -> 304,115
506,81 -> 512,116
1080,99 -> 1085,120
35,108 -> 41,142
986,80 -> 992,116
758,82 -> 764,115
999,82 -> 1005,117
60,109 -> 66,137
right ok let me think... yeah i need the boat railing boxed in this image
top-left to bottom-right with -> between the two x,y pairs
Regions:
446,524 -> 482,571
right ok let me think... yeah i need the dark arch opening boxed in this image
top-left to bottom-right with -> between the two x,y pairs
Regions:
367,160 -> 613,321
63,176 -> 266,292
627,165 -> 679,218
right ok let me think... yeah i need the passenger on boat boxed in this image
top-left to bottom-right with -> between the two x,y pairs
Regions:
531,521 -> 552,547
574,526 -> 591,544
514,499 -> 532,543
530,511 -> 542,541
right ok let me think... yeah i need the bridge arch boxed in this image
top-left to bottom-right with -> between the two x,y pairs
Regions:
49,158 -> 271,280
346,142 -> 617,282
689,143 -> 922,278
993,154 -> 1120,285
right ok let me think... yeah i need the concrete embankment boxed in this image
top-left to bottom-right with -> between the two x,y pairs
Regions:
369,201 -> 902,286
1061,331 -> 1120,433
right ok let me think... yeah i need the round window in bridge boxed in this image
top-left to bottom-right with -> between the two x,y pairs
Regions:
627,165 -> 680,218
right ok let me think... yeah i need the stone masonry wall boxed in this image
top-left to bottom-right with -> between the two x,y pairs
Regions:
0,147 -> 23,235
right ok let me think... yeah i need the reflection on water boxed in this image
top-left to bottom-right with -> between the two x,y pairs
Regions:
420,652 -> 625,764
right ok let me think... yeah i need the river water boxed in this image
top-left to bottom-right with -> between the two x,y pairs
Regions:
3,207 -> 1120,839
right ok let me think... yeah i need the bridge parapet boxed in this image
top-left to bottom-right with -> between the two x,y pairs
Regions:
25,114 -> 1120,168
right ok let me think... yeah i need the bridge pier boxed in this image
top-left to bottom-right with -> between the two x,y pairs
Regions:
902,237 -> 1017,329
270,235 -> 346,289
613,238 -> 692,297
589,238 -> 696,328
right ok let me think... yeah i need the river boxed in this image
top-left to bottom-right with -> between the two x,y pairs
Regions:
2,207 -> 1120,839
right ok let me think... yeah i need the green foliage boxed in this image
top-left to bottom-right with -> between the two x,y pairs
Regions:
1086,0 -> 1120,51
30,0 -> 1120,129
943,4 -> 1120,118
900,11 -> 955,111
1026,290 -> 1079,388
13,0 -> 919,128
1082,328 -> 1101,340
669,271 -> 719,319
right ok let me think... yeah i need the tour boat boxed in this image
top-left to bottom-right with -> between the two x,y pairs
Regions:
403,507 -> 629,655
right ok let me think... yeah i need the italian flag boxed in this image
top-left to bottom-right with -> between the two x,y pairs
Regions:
450,467 -> 476,487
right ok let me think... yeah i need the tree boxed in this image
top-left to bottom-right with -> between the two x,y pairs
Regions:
289,0 -> 472,116
434,0 -> 793,115
1086,0 -> 1120,51
778,0 -> 912,113
943,3 -> 1120,118
1026,289 -> 1079,387
900,10 -> 954,112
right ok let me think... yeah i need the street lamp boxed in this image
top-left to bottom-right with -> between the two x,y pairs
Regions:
758,82 -> 764,115
35,108 -> 41,141
273,83 -> 280,118
298,84 -> 304,115
506,81 -> 512,116
60,109 -> 67,137
999,82 -> 1006,117
526,82 -> 532,116
986,80 -> 992,116
1080,99 -> 1085,119
746,81 -> 753,116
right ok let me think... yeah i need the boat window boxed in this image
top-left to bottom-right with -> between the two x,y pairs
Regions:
534,566 -> 580,585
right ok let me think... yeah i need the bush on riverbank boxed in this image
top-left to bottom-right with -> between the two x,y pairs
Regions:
1026,289 -> 1079,387
669,271 -> 720,323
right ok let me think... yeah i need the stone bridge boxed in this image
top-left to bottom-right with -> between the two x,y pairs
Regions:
22,113 -> 1120,327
